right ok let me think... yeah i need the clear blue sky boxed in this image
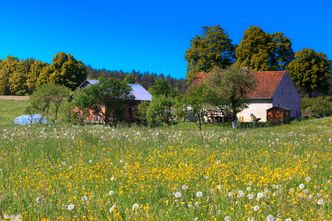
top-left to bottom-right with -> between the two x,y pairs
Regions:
0,0 -> 331,78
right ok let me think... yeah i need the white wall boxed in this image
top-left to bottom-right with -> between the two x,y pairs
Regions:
272,73 -> 301,119
237,102 -> 273,122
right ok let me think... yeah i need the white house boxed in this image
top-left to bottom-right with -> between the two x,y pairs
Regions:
237,70 -> 301,122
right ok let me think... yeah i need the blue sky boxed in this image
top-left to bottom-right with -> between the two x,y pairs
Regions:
0,0 -> 331,78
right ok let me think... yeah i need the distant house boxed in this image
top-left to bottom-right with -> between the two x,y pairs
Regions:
193,70 -> 301,123
237,71 -> 301,122
78,79 -> 152,122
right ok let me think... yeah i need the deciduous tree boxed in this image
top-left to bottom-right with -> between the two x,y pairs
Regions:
206,66 -> 256,126
0,56 -> 18,95
185,25 -> 235,82
235,26 -> 293,71
287,48 -> 331,97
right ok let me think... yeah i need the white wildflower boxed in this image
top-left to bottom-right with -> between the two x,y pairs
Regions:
196,191 -> 203,198
224,216 -> 231,221
67,203 -> 75,211
253,205 -> 260,211
317,199 -> 324,205
109,190 -> 115,196
246,186 -> 252,192
305,176 -> 311,182
174,192 -> 182,198
88,160 -> 93,164
247,194 -> 254,200
81,196 -> 88,201
298,183 -> 305,189
181,184 -> 188,190
110,176 -> 115,181
36,196 -> 40,203
285,218 -> 292,221
132,203 -> 139,210
238,190 -> 245,198
109,204 -> 116,213
266,214 -> 274,221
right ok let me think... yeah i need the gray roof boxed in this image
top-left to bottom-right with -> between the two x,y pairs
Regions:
84,79 -> 152,101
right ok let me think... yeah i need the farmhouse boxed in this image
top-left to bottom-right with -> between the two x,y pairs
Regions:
194,70 -> 301,123
79,79 -> 152,122
237,70 -> 301,122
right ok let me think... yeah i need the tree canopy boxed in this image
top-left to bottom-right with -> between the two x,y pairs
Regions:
287,48 -> 331,97
235,26 -> 294,71
185,25 -> 235,82
205,66 -> 256,123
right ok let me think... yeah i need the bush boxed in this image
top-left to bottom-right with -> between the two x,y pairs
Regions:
301,96 -> 332,118
146,96 -> 176,126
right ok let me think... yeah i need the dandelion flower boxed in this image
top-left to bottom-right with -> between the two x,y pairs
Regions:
305,176 -> 311,182
266,214 -> 274,221
196,191 -> 203,198
109,204 -> 116,213
253,205 -> 260,211
317,199 -> 324,205
224,216 -> 231,221
174,192 -> 182,198
88,160 -> 93,164
81,196 -> 88,201
132,203 -> 139,210
284,218 -> 292,221
238,190 -> 245,198
109,190 -> 115,196
247,194 -> 254,200
67,203 -> 75,211
181,184 -> 188,190
299,183 -> 305,189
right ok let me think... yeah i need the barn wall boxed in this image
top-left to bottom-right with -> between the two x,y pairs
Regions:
272,73 -> 301,119
237,102 -> 273,122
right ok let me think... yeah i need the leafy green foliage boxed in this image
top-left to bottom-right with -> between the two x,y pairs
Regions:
235,26 -> 293,71
48,52 -> 87,90
149,79 -> 178,98
185,25 -> 235,82
27,83 -> 70,123
9,59 -> 34,95
146,96 -> 175,126
0,56 -> 18,95
287,49 -> 331,97
205,66 -> 256,122
301,96 -> 332,118
74,78 -> 134,127
181,84 -> 210,131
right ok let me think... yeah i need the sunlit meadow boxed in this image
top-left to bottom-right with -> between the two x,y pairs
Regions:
0,117 -> 331,220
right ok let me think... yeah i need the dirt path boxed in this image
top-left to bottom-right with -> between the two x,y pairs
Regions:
0,96 -> 30,100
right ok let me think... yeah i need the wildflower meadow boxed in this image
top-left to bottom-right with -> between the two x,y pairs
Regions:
0,118 -> 331,220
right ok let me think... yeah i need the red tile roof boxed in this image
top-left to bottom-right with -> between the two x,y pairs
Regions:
191,70 -> 287,99
247,71 -> 286,99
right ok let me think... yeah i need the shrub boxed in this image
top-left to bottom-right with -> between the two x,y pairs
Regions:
301,96 -> 332,118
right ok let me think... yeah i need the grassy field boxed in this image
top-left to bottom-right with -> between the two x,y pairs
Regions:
0,100 -> 30,126
0,101 -> 331,220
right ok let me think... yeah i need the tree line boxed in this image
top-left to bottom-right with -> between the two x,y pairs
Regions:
0,53 -> 186,96
185,25 -> 332,97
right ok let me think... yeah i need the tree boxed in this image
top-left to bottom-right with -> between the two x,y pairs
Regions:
0,56 -> 18,95
9,59 -> 34,95
26,60 -> 48,93
146,96 -> 175,126
287,49 -> 331,97
206,66 -> 256,126
149,78 -> 178,98
75,78 -> 134,127
50,52 -> 87,90
185,25 -> 235,82
181,83 -> 210,131
27,83 -> 70,123
235,26 -> 293,71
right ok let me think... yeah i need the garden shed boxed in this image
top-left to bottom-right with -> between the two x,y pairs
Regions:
267,107 -> 290,124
